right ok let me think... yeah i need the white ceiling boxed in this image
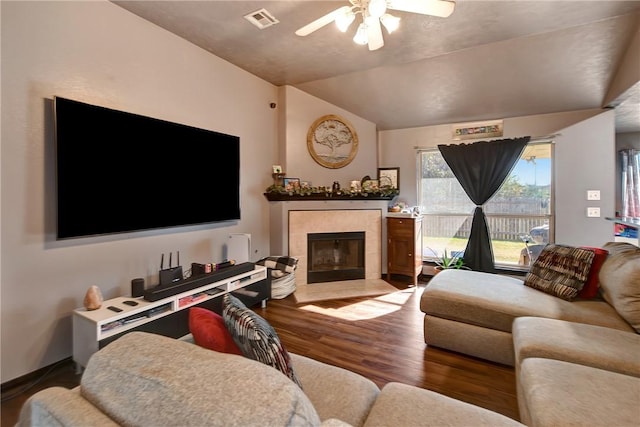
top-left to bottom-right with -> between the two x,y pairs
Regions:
112,0 -> 640,133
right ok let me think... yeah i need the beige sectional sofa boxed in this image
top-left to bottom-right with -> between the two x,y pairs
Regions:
18,331 -> 524,427
420,241 -> 640,426
420,242 -> 639,366
513,317 -> 640,427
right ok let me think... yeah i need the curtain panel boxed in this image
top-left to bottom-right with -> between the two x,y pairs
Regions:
620,149 -> 640,218
438,136 -> 530,272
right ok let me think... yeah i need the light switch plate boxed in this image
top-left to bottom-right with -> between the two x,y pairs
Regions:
587,190 -> 600,200
587,207 -> 601,217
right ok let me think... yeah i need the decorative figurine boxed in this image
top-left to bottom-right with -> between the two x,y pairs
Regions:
84,285 -> 103,310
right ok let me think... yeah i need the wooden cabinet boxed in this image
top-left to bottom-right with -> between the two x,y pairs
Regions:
387,216 -> 423,286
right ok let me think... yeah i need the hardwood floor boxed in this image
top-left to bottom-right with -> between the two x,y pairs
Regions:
1,358 -> 81,426
259,279 -> 519,421
1,278 -> 519,426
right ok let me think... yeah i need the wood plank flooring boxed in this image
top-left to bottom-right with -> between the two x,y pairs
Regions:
1,278 -> 519,426
260,280 -> 519,421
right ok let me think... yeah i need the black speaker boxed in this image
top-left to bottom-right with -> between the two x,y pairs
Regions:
131,278 -> 145,297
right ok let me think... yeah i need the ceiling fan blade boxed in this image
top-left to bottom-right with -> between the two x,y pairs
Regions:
387,0 -> 455,18
295,5 -> 352,36
366,16 -> 384,51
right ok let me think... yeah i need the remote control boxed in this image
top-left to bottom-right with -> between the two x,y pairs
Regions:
107,306 -> 123,312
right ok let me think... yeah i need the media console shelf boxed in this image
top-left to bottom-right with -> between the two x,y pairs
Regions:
606,216 -> 639,246
73,264 -> 269,370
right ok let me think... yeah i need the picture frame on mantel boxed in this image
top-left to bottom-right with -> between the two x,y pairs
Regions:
378,167 -> 399,189
283,178 -> 300,191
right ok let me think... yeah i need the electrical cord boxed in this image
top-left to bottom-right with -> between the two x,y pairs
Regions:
1,359 -> 74,403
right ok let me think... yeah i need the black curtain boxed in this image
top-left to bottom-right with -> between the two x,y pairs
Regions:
438,137 -> 530,273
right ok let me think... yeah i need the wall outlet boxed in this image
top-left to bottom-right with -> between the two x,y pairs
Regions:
587,207 -> 601,217
587,190 -> 600,201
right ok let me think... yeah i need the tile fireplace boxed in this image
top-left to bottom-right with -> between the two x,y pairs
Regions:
288,209 -> 383,286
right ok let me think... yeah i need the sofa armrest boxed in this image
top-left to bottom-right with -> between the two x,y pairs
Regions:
290,353 -> 379,427
513,317 -> 640,377
18,386 -> 118,427
363,382 -> 524,427
518,358 -> 640,427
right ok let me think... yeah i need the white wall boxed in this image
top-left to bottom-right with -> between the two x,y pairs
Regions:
281,86 -> 378,187
554,111 -> 616,246
267,85 -> 378,259
1,1 -> 278,382
378,109 -> 617,247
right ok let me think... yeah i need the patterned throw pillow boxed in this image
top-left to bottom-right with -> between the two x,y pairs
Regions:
524,244 -> 595,301
222,293 -> 303,388
189,307 -> 243,355
256,256 -> 298,274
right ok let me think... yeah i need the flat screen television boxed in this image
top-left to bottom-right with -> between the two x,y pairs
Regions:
54,96 -> 241,239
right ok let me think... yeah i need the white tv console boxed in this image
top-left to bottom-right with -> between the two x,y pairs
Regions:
72,264 -> 269,370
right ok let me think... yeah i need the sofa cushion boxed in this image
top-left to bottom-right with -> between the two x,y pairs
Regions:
222,293 -> 303,387
599,242 -> 640,332
424,314 -> 516,366
189,307 -> 242,355
603,241 -> 640,256
290,353 -> 379,427
19,387 -> 119,427
81,332 -> 320,427
518,358 -> 640,427
420,269 -> 633,333
513,317 -> 640,376
524,244 -> 594,301
363,382 -> 524,427
578,246 -> 609,299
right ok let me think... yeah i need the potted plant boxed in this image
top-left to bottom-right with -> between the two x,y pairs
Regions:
433,249 -> 469,274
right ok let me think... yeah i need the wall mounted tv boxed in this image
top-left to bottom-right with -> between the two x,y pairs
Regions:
54,96 -> 241,239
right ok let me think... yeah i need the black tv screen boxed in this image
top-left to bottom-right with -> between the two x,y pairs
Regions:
54,96 -> 240,239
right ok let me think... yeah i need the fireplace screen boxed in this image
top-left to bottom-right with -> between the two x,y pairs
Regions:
307,231 -> 365,283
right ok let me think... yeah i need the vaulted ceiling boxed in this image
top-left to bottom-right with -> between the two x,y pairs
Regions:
112,1 -> 640,133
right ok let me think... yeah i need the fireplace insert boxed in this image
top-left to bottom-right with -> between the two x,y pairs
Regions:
307,231 -> 365,283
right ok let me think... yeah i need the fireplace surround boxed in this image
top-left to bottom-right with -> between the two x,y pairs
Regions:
288,209 -> 383,286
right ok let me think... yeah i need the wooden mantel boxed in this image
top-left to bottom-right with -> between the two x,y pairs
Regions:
263,192 -> 396,202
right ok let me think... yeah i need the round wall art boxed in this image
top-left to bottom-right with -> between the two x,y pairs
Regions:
307,114 -> 358,169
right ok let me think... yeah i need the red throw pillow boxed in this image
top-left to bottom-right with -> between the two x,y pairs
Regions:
578,247 -> 609,299
189,307 -> 242,355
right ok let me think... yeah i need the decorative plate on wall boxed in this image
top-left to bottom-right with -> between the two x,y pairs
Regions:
307,114 -> 358,169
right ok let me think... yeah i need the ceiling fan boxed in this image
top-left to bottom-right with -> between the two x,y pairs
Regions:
295,0 -> 456,51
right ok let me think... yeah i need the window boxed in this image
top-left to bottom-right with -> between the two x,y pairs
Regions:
418,142 -> 553,269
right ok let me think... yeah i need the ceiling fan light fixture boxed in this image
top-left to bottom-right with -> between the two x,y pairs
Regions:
380,13 -> 400,33
353,22 -> 368,45
335,10 -> 355,32
368,0 -> 387,18
296,0 -> 456,50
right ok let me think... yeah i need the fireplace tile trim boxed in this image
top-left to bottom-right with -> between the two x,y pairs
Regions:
289,209 -> 382,287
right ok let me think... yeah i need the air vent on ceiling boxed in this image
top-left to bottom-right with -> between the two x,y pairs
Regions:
244,8 -> 279,29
